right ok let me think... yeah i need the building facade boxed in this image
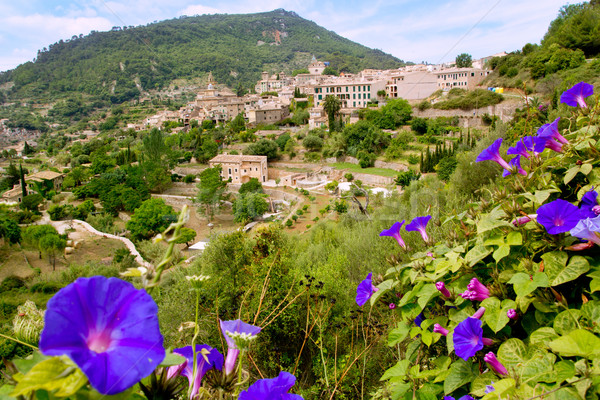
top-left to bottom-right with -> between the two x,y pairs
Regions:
209,154 -> 268,183
435,68 -> 491,90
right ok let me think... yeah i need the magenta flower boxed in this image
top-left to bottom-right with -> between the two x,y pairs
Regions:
502,155 -> 527,177
380,221 -> 406,249
570,215 -> 600,246
220,319 -> 261,375
444,396 -> 475,400
460,278 -> 490,302
580,189 -> 600,219
560,82 -> 594,108
426,251 -> 436,259
472,306 -> 486,320
174,344 -> 223,399
476,138 -> 511,171
435,281 -> 451,298
512,215 -> 534,226
356,272 -> 378,306
433,324 -> 449,336
537,118 -> 568,145
39,276 -> 165,395
453,317 -> 484,360
484,352 -> 508,376
389,303 -> 396,310
507,309 -> 518,320
239,371 -> 303,400
537,199 -> 582,235
534,135 -> 563,154
405,215 -> 432,242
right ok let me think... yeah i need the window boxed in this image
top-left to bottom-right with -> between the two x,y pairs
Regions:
228,168 -> 232,175
235,168 -> 238,173
353,101 -> 356,107
256,168 -> 258,171
244,169 -> 246,173
345,87 -> 348,92
318,95 -> 322,100
353,94 -> 356,99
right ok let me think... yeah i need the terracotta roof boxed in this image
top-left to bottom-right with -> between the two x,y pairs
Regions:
27,170 -> 63,180
209,154 -> 267,163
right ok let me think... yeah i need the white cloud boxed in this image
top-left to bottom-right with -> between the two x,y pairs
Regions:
2,14 -> 113,42
180,4 -> 222,15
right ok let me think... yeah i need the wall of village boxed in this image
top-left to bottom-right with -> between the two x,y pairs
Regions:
413,101 -> 522,126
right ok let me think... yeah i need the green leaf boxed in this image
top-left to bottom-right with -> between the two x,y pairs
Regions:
549,329 -> 600,358
505,231 -> 522,246
530,327 -> 559,348
370,279 -> 394,305
580,163 -> 593,175
388,322 -> 411,347
553,310 -> 582,335
465,244 -> 492,267
543,252 -> 590,286
13,352 -> 50,375
416,284 -> 438,310
484,234 -> 505,247
564,166 -> 580,185
11,356 -> 87,397
443,359 -> 475,394
582,300 -> 600,331
590,278 -> 600,293
481,378 -> 516,400
481,297 -> 516,333
159,351 -> 186,367
493,244 -> 510,263
381,359 -> 410,381
508,272 -> 549,297
390,382 -> 411,400
554,360 -> 576,383
470,371 -> 497,397
498,338 -> 527,370
477,214 -> 512,234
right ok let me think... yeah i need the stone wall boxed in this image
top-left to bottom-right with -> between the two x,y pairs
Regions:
413,100 -> 522,126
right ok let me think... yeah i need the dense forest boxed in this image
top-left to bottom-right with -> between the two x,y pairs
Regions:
0,9 -> 404,103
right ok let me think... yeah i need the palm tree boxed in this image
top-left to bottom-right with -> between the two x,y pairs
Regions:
323,95 -> 341,132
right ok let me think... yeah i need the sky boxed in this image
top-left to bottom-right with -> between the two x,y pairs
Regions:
0,0 -> 577,72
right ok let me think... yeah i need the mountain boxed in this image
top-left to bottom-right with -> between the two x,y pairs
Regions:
0,9 -> 405,103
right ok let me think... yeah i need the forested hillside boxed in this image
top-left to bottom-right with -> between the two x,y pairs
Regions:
0,9 -> 404,103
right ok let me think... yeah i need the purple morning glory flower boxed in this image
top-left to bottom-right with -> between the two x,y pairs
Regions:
507,309 -> 518,320
485,384 -> 496,394
453,317 -> 484,360
507,136 -> 534,158
435,281 -> 451,298
537,118 -> 568,145
580,189 -> 600,219
239,371 -> 303,400
475,138 -> 512,171
444,396 -> 476,400
39,276 -> 165,395
405,215 -> 432,242
460,278 -> 490,302
174,344 -> 223,399
533,135 -> 563,154
502,155 -> 527,177
472,306 -> 486,320
537,199 -> 582,235
389,303 -> 396,310
380,221 -> 407,249
220,319 -> 261,375
560,82 -> 594,108
414,312 -> 425,327
570,215 -> 600,246
484,352 -> 508,376
356,272 -> 378,306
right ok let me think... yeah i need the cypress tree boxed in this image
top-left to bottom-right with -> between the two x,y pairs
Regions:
19,163 -> 27,197
420,151 -> 424,173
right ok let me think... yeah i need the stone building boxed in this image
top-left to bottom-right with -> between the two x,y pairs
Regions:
209,154 -> 268,183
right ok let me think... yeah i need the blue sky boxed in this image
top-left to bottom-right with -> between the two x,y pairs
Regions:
0,0 -> 576,72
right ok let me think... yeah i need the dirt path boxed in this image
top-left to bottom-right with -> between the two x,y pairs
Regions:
48,219 -> 153,269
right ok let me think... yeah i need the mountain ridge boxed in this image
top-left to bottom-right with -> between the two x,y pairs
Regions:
0,9 -> 405,103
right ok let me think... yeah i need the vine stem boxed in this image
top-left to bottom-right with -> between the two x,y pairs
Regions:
189,290 -> 200,400
0,333 -> 38,350
524,377 -> 587,400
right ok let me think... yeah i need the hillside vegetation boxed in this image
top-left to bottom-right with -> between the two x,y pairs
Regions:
0,9 -> 403,103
